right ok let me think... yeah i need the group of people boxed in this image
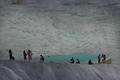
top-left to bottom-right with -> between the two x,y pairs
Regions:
97,54 -> 106,64
9,49 -> 44,62
9,49 -> 106,64
23,50 -> 33,61
23,50 -> 45,62
70,57 -> 80,64
9,49 -> 33,61
70,57 -> 93,65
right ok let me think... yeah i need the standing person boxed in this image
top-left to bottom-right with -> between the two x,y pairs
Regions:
40,55 -> 44,62
9,49 -> 12,60
103,54 -> 106,60
101,54 -> 104,63
97,54 -> 101,64
27,50 -> 32,61
76,59 -> 80,64
23,51 -> 27,60
70,57 -> 75,63
103,54 -> 106,63
30,51 -> 33,60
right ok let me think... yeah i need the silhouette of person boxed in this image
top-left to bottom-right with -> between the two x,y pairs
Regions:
9,49 -> 15,60
88,59 -> 93,65
97,54 -> 101,64
40,55 -> 44,62
70,57 -> 75,63
76,59 -> 80,64
23,51 -> 27,60
9,49 -> 12,60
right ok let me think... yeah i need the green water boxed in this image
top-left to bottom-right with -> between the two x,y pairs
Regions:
44,54 -> 100,63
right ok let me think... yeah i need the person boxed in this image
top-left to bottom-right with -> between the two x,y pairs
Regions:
27,50 -> 33,61
70,57 -> 75,63
9,49 -> 12,60
101,54 -> 104,63
8,49 -> 15,60
103,54 -> 106,60
88,59 -> 93,65
76,59 -> 80,64
97,54 -> 101,64
103,54 -> 106,63
23,51 -> 27,60
30,51 -> 33,60
40,55 -> 44,62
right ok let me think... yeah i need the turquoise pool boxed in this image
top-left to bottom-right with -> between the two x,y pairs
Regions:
43,54 -> 103,63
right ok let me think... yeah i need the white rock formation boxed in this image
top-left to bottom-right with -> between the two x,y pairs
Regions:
0,0 -> 120,64
1,0 -> 120,80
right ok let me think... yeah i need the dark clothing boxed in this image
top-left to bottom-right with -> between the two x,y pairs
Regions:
9,49 -> 15,60
11,56 -> 15,60
9,50 -> 13,60
40,55 -> 44,62
70,58 -> 75,63
76,60 -> 80,64
104,55 -> 106,60
23,51 -> 27,60
24,54 -> 27,59
88,60 -> 93,65
98,55 -> 101,64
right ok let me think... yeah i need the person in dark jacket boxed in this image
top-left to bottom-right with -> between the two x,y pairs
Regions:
9,49 -> 15,60
70,57 -> 75,63
88,59 -> 93,65
76,59 -> 80,64
23,51 -> 27,60
9,49 -> 12,60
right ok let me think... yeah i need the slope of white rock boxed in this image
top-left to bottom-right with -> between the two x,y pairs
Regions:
0,60 -> 120,80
